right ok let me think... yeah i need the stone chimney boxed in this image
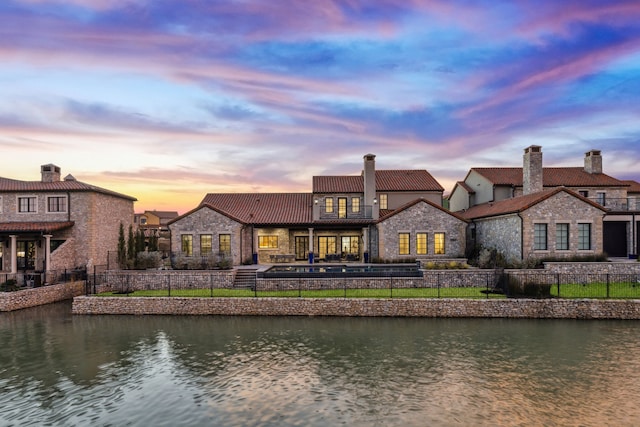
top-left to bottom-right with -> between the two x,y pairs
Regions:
41,164 -> 61,182
523,145 -> 543,195
363,154 -> 379,219
584,149 -> 602,174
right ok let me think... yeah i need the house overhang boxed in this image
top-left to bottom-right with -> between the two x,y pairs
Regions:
0,221 -> 75,236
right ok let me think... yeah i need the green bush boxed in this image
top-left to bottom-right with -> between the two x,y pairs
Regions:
0,279 -> 19,292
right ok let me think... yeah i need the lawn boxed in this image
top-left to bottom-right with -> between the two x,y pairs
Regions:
550,281 -> 640,299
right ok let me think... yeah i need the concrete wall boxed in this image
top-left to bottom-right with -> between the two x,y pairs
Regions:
72,296 -> 640,319
1,281 -> 84,312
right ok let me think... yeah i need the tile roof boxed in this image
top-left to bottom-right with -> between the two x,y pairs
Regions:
379,198 -> 468,223
313,170 -> 444,193
0,221 -> 75,233
0,177 -> 137,201
197,193 -> 313,225
622,180 -> 640,194
472,167 -> 625,188
461,188 -> 606,220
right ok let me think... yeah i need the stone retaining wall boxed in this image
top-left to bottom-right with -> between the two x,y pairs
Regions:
72,296 -> 640,319
1,281 -> 85,312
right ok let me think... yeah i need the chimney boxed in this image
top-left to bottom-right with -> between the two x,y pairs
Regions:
523,145 -> 543,195
363,154 -> 379,219
584,149 -> 602,174
41,164 -> 61,182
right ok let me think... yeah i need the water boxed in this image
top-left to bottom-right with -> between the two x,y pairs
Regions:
1,302 -> 640,426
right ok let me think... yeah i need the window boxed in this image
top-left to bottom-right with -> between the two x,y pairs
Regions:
338,197 -> 347,218
351,197 -> 360,213
434,233 -> 445,255
18,196 -> 37,213
200,234 -> 212,255
181,235 -> 193,256
341,236 -> 359,254
416,233 -> 428,255
318,236 -> 337,258
47,196 -> 67,213
578,190 -> 589,198
259,235 -> 278,249
578,223 -> 592,250
379,194 -> 388,210
596,192 -> 606,206
556,223 -> 569,250
219,234 -> 231,254
534,223 -> 548,250
325,197 -> 334,213
399,233 -> 410,255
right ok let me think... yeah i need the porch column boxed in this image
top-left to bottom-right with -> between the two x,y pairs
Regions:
10,235 -> 17,274
362,227 -> 369,263
44,235 -> 52,272
308,228 -> 314,264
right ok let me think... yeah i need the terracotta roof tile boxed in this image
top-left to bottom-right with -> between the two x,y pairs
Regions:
198,193 -> 313,225
472,167 -> 625,188
313,170 -> 443,193
379,198 -> 468,223
622,180 -> 640,194
0,177 -> 137,201
0,221 -> 75,233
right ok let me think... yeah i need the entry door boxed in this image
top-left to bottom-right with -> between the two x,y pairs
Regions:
603,222 -> 627,257
295,236 -> 309,260
17,241 -> 36,270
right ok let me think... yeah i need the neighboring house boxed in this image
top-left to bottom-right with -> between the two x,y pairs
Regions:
450,146 -> 639,258
0,164 -> 137,278
461,187 -> 607,264
168,154 -> 467,265
134,210 -> 179,253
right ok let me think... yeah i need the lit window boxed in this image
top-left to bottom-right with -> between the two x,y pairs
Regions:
47,196 -> 67,213
416,233 -> 428,255
578,223 -> 592,250
200,234 -> 212,255
318,236 -> 336,258
434,233 -> 445,254
351,197 -> 360,213
379,194 -> 388,210
259,235 -> 278,249
181,235 -> 193,256
534,224 -> 547,250
18,196 -> 37,213
219,234 -> 231,254
399,233 -> 410,255
325,198 -> 333,213
338,198 -> 347,218
556,223 -> 569,250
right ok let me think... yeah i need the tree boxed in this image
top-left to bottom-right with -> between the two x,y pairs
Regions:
127,224 -> 135,269
117,223 -> 126,269
148,230 -> 159,252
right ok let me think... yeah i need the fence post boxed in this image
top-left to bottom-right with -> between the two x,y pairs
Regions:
437,273 -> 441,298
390,276 -> 393,298
168,274 -> 171,297
298,279 -> 301,298
606,274 -> 610,299
210,273 -> 213,298
485,273 -> 489,299
556,273 -> 560,298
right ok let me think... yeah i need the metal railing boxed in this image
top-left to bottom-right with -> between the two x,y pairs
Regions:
0,268 -> 88,290
589,197 -> 640,212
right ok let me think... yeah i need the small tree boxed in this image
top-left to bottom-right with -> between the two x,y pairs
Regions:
117,223 -> 127,269
126,225 -> 135,269
148,231 -> 159,252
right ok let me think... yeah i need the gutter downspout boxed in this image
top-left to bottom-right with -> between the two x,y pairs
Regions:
517,213 -> 524,261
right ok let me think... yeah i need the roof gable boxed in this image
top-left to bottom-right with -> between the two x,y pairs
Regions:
379,198 -> 468,223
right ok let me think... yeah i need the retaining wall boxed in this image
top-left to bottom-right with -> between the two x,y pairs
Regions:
1,281 -> 85,312
72,296 -> 640,319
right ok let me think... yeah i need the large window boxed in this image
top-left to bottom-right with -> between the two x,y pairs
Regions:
338,197 -> 347,218
259,235 -> 278,249
18,196 -> 37,213
318,236 -> 337,259
434,233 -> 445,254
200,234 -> 212,255
181,235 -> 193,256
219,234 -> 231,254
578,223 -> 592,250
351,197 -> 360,213
325,197 -> 333,213
398,233 -> 410,255
341,236 -> 359,254
47,196 -> 67,213
534,223 -> 548,250
556,223 -> 569,250
379,194 -> 388,210
416,233 -> 428,255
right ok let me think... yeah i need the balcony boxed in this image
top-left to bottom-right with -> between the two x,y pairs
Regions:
317,204 -> 375,220
589,197 -> 640,212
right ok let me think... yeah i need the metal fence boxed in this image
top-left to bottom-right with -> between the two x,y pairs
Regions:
84,270 -> 640,299
0,268 -> 88,290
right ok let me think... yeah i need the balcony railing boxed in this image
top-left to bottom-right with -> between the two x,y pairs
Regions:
589,197 -> 640,212
317,204 -> 374,220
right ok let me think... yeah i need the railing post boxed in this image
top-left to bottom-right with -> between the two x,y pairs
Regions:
390,276 -> 393,298
437,273 -> 441,298
557,273 -> 560,298
606,274 -> 610,299
168,274 -> 171,297
486,273 -> 489,299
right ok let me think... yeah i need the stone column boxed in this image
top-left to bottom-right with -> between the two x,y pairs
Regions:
44,235 -> 52,272
10,235 -> 17,274
308,228 -> 314,264
362,227 -> 369,263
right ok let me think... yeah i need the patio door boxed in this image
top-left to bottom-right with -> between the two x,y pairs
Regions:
295,236 -> 309,261
17,241 -> 36,270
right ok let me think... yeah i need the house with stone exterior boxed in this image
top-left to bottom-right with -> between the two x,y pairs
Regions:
134,210 -> 179,254
0,164 -> 136,282
450,146 -> 639,258
168,154 -> 468,265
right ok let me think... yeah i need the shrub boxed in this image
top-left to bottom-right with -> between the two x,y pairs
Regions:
506,277 -> 551,298
0,279 -> 19,292
136,251 -> 163,269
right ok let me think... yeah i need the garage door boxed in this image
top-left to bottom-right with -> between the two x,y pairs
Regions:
603,222 -> 627,257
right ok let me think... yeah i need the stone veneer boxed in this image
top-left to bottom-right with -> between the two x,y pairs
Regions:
72,296 -> 640,319
1,281 -> 85,312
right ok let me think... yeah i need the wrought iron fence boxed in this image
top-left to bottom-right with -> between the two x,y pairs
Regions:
0,268 -> 88,290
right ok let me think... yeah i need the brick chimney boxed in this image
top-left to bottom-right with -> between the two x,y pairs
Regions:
41,164 -> 61,182
523,145 -> 543,195
584,149 -> 602,174
363,154 -> 379,219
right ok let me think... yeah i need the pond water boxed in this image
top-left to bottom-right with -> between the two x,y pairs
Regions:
1,301 -> 640,426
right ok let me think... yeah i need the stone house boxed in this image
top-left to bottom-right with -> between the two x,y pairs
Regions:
168,154 -> 468,265
134,210 -> 179,253
449,146 -> 639,258
0,164 -> 136,279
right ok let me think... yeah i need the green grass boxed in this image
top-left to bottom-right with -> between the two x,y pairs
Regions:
550,282 -> 640,299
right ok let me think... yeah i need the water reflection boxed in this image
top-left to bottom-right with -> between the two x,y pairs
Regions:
1,302 -> 640,426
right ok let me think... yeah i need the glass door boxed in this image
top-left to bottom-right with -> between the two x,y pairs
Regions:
295,236 -> 309,260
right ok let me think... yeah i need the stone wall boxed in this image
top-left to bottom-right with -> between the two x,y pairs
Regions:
72,296 -> 640,319
1,281 -> 85,312
93,270 -> 235,294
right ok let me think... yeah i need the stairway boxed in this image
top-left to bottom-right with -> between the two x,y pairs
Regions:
233,268 -> 257,290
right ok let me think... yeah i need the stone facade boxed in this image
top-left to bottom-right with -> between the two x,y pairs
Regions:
1,281 -> 84,312
473,214 -> 522,264
72,296 -> 640,319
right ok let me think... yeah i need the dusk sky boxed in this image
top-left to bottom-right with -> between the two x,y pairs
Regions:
2,0 -> 640,214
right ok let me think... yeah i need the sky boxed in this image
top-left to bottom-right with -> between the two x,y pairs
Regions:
2,0 -> 640,214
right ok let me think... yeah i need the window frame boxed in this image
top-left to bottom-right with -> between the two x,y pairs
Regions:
258,235 -> 278,249
46,195 -> 67,213
434,232 -> 446,255
325,197 -> 334,213
578,223 -> 592,250
351,197 -> 360,213
398,232 -> 410,255
379,194 -> 388,210
338,197 -> 347,218
534,223 -> 548,251
219,234 -> 231,255
200,234 -> 212,255
181,234 -> 193,256
17,195 -> 37,213
555,223 -> 569,251
416,233 -> 428,255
